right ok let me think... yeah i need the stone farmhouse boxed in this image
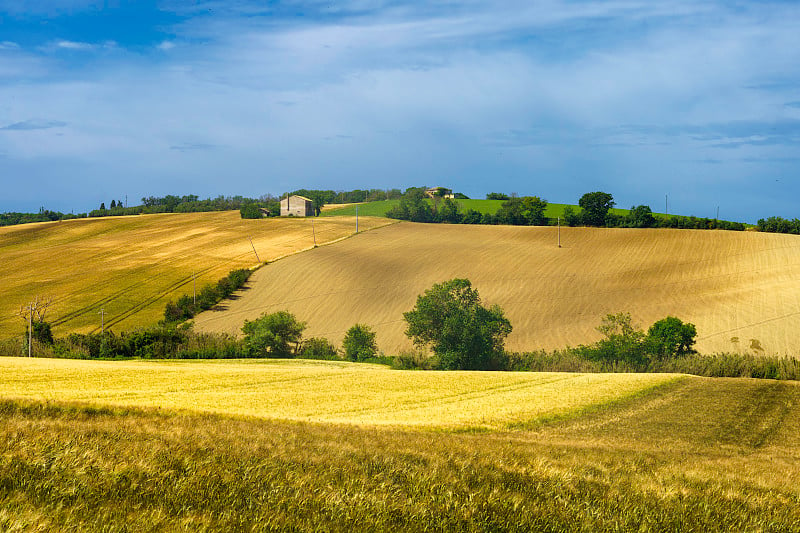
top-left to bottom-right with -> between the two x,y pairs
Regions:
425,187 -> 454,199
281,195 -> 315,217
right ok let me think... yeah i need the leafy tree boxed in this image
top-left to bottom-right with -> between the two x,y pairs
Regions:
403,278 -> 511,370
583,312 -> 647,366
100,202 -> 106,210
110,199 -> 116,209
578,192 -> 615,226
646,316 -> 696,359
627,205 -> 655,228
29,320 -> 54,345
486,192 -> 510,200
342,324 -> 378,361
562,206 -> 581,226
496,197 -> 525,225
240,203 -> 263,219
520,196 -> 548,225
438,197 -> 462,223
242,311 -> 306,357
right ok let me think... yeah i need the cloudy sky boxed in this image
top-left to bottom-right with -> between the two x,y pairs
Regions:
1,0 -> 799,221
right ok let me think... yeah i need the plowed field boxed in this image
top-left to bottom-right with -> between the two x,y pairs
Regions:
195,222 -> 800,356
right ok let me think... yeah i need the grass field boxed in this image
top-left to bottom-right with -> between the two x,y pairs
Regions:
196,222 -> 800,357
0,359 -> 798,530
0,211 -> 392,338
320,198 -> 667,219
0,357 -> 675,428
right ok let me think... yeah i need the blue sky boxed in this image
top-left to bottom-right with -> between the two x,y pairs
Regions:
1,1 -> 799,222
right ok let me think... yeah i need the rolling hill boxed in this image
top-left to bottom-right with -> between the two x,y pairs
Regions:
195,221 -> 800,356
0,211 -> 393,337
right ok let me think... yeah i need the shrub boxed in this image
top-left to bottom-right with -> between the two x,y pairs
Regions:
342,324 -> 378,362
299,337 -> 340,360
646,316 -> 697,360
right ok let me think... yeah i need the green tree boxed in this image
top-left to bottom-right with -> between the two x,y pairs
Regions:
438,197 -> 462,223
342,324 -> 378,361
583,312 -> 647,366
646,316 -> 697,359
578,192 -> 615,226
403,278 -> 512,370
627,205 -> 655,228
240,203 -> 263,219
520,196 -> 548,225
562,206 -> 581,226
242,311 -> 306,357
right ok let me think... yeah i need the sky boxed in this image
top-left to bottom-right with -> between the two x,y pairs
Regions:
1,1 -> 799,222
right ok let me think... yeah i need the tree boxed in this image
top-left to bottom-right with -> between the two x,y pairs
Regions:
562,206 -> 581,226
110,199 -> 116,208
100,202 -> 106,210
627,205 -> 655,228
438,197 -> 462,223
486,192 -> 509,200
646,316 -> 696,359
578,192 -> 615,226
584,312 -> 647,366
342,324 -> 378,361
520,196 -> 548,226
403,278 -> 511,370
240,203 -> 263,219
242,311 -> 306,357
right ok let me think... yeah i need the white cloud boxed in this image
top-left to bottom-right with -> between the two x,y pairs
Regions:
157,41 -> 176,51
55,40 -> 94,50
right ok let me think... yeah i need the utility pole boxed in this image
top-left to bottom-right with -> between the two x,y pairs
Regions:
193,272 -> 196,306
100,308 -> 104,336
665,194 -> 668,216
557,217 -> 561,248
312,218 -> 316,246
716,206 -> 719,220
356,205 -> 359,233
27,304 -> 32,358
248,236 -> 261,263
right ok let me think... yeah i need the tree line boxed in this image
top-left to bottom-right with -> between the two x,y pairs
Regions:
386,188 -> 747,231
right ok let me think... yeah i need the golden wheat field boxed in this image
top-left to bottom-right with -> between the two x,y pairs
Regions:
0,357 -> 675,428
0,212 -> 392,337
195,222 -> 800,356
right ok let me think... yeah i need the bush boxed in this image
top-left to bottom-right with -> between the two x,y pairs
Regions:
299,337 -> 340,360
342,324 -> 378,362
646,316 -> 697,360
242,311 -> 305,357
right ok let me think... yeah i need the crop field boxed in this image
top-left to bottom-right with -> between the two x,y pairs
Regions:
0,211 -> 392,338
196,222 -> 800,356
0,359 -> 798,530
0,357 -> 674,428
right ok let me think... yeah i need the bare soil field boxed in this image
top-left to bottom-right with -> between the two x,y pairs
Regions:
195,222 -> 800,356
0,212 -> 392,336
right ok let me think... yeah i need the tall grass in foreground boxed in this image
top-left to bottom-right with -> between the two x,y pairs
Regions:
1,381 -> 799,532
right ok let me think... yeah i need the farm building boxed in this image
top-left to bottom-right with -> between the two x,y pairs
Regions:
425,187 -> 454,199
281,195 -> 315,217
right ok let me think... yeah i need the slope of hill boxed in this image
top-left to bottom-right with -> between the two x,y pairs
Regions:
0,212 -> 392,337
195,222 -> 800,356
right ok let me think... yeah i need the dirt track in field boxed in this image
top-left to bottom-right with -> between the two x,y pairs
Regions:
194,222 -> 800,356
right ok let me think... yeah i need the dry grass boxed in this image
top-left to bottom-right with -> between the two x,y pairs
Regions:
0,212 -> 392,337
0,357 -> 675,429
195,222 -> 800,356
1,376 -> 799,530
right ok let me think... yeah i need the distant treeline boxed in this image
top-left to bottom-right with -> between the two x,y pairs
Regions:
756,216 -> 800,235
1,189 -> 404,228
387,188 -> 747,231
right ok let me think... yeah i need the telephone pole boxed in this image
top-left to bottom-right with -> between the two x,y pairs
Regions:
193,272 -> 196,306
27,304 -> 32,358
248,236 -> 261,263
356,205 -> 359,233
312,218 -> 317,246
100,308 -> 104,335
557,217 -> 561,248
